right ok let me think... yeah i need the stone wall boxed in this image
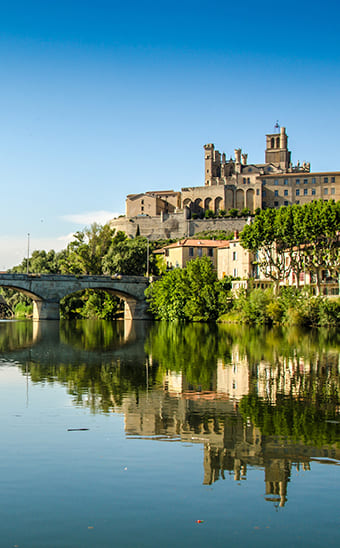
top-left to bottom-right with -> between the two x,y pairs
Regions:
109,212 -> 247,241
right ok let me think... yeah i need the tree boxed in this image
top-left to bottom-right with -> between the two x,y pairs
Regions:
241,208 -> 292,293
145,257 -> 223,321
299,201 -> 340,295
62,223 -> 115,275
102,234 -> 157,276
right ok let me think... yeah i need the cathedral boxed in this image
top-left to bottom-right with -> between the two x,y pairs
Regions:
126,126 -> 339,217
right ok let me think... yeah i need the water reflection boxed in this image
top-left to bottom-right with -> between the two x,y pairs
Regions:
1,320 -> 339,508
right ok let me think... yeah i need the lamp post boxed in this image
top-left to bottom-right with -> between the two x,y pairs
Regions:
27,233 -> 30,275
146,238 -> 150,278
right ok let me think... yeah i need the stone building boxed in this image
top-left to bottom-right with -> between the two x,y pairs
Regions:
126,190 -> 181,218
115,126 -> 339,240
181,126 -> 340,214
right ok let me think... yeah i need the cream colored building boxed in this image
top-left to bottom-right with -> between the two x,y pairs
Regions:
156,238 -> 228,270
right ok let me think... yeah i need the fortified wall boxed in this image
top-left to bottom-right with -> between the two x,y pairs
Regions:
109,211 -> 247,240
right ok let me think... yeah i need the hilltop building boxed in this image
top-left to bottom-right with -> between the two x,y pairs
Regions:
111,126 -> 339,240
126,126 -> 339,216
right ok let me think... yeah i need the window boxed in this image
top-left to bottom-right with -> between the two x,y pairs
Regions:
256,188 -> 260,195
324,177 -> 328,183
248,168 -> 252,172
233,268 -> 238,277
141,206 -> 144,211
304,188 -> 308,195
331,176 -> 335,183
274,190 -> 279,197
189,247 -> 194,257
296,189 -> 300,196
274,179 -> 279,185
233,251 -> 237,261
141,199 -> 144,204
312,178 -> 316,183
296,200 -> 300,204
324,188 -> 328,195
284,189 -> 288,196
262,190 -> 266,197
208,248 -> 213,257
284,200 -> 288,206
304,179 -> 308,184
284,179 -> 288,185
274,201 -> 279,207
296,179 -> 300,184
243,178 -> 246,184
165,249 -> 169,257
312,188 -> 316,195
331,187 -> 335,195
247,177 -> 250,184
198,248 -> 203,257
262,180 -> 266,185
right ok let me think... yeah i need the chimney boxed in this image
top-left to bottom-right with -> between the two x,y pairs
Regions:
234,230 -> 239,240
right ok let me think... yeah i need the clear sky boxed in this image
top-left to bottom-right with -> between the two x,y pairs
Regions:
0,0 -> 339,268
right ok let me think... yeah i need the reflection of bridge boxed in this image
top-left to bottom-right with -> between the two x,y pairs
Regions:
0,273 -> 150,320
0,320 -> 151,365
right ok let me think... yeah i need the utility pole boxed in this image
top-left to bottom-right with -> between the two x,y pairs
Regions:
27,233 -> 30,275
146,239 -> 150,278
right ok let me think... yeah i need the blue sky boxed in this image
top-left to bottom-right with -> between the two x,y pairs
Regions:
0,0 -> 339,268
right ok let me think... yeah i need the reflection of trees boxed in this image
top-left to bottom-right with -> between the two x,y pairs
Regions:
22,360 -> 156,412
0,321 -> 33,352
239,393 -> 340,447
59,319 -> 126,351
145,322 -> 233,390
218,324 -> 340,367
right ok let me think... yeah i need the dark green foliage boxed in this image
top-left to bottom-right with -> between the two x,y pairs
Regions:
239,394 -> 340,447
145,257 -> 231,321
193,229 -> 235,241
239,207 -> 251,217
225,286 -> 340,327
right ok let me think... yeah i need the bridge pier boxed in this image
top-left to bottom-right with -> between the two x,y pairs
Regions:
124,298 -> 151,320
33,300 -> 60,321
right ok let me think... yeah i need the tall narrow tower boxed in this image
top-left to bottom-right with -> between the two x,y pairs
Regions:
204,143 -> 221,185
265,126 -> 291,170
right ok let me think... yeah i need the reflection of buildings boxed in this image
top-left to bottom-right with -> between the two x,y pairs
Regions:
120,361 -> 340,508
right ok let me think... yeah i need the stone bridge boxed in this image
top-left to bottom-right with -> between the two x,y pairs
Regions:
0,273 -> 150,321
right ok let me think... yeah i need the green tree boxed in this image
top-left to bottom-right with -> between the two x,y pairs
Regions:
241,208 -> 292,293
62,223 -> 115,275
145,257 -> 224,321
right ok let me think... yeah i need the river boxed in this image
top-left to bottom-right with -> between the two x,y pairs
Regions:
0,319 -> 339,547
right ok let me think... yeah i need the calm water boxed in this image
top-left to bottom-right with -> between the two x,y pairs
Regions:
0,319 -> 339,547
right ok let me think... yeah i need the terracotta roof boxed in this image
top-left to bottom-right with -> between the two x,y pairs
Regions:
162,239 -> 230,250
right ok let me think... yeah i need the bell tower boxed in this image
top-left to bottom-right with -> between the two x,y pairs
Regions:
265,126 -> 291,170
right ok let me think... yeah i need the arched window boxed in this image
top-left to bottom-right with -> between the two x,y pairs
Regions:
271,137 -> 274,148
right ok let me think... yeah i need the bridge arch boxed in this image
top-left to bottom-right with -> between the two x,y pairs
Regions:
0,274 -> 150,321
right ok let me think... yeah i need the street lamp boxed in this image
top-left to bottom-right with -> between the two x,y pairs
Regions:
27,233 -> 30,275
146,238 -> 150,278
